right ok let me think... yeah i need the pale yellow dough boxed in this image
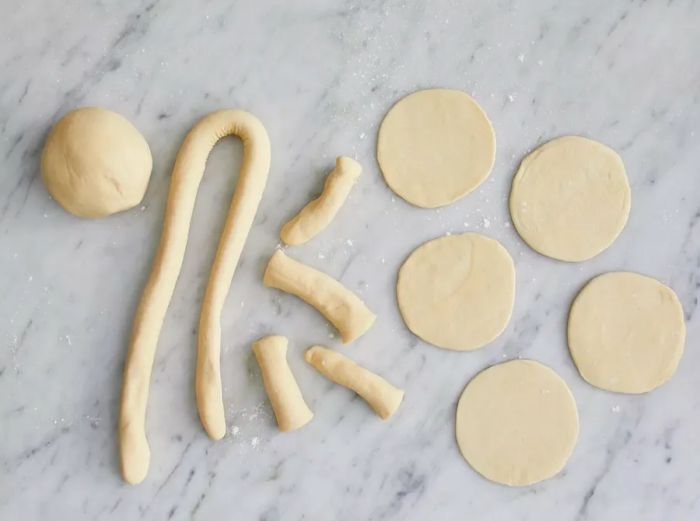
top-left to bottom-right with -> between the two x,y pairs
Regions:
252,336 -> 313,432
377,89 -> 496,208
509,136 -> 631,262
280,156 -> 361,245
41,107 -> 152,218
263,250 -> 376,343
119,110 -> 270,485
397,233 -> 515,351
568,272 -> 685,394
456,360 -> 579,486
305,346 -> 404,419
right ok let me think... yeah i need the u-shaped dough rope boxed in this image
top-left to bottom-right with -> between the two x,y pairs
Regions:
119,109 -> 270,485
263,250 -> 376,343
252,335 -> 313,432
280,156 -> 361,245
304,346 -> 404,419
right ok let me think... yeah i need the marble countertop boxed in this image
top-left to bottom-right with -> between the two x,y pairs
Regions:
2,1 -> 699,519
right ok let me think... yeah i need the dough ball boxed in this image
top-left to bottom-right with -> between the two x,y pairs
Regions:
456,360 -> 579,486
377,89 -> 496,208
41,107 -> 153,218
397,233 -> 515,351
509,136 -> 630,262
568,272 -> 685,394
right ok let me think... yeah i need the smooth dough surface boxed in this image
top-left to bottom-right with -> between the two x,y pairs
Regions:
253,336 -> 313,432
568,272 -> 685,394
377,89 -> 496,208
509,136 -> 630,262
280,156 -> 361,245
304,346 -> 404,420
263,250 -> 376,343
397,233 -> 515,351
456,360 -> 579,486
41,107 -> 152,218
119,109 -> 270,485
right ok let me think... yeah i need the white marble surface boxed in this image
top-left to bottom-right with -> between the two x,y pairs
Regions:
2,1 -> 699,519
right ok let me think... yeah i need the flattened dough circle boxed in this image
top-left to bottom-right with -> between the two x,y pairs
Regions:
568,272 -> 685,394
377,89 -> 496,208
397,233 -> 515,351
509,136 -> 631,262
456,360 -> 579,486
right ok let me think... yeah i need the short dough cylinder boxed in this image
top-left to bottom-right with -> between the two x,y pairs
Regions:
568,271 -> 685,393
377,89 -> 496,208
305,346 -> 404,419
397,233 -> 515,351
509,136 -> 630,262
456,360 -> 579,486
252,336 -> 313,432
41,107 -> 152,218
263,250 -> 376,343
280,156 -> 361,245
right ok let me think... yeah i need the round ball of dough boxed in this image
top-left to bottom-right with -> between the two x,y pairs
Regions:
377,89 -> 496,208
509,136 -> 630,262
41,107 -> 152,218
397,233 -> 515,351
456,360 -> 579,486
568,272 -> 685,394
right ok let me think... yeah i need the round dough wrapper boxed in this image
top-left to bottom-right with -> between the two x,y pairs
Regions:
509,136 -> 630,262
41,107 -> 153,218
568,272 -> 685,394
377,89 -> 496,208
397,233 -> 515,351
456,360 -> 579,486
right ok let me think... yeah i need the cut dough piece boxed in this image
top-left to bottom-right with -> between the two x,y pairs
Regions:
280,156 -> 361,245
509,136 -> 630,262
252,336 -> 313,432
397,233 -> 515,351
456,360 -> 579,486
119,110 -> 270,485
377,88 -> 496,208
263,250 -> 375,343
41,107 -> 152,218
568,272 -> 685,394
305,346 -> 404,419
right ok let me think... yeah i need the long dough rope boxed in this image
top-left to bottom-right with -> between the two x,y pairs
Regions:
280,156 -> 361,245
263,249 -> 376,343
305,345 -> 404,419
119,109 -> 270,485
